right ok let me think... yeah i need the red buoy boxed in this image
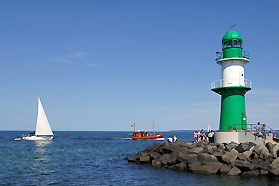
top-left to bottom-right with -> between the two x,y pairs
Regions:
64,130 -> 67,135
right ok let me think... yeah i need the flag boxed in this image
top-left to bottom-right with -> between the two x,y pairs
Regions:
149,122 -> 153,124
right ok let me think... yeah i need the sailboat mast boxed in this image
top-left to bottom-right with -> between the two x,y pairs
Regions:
153,120 -> 155,134
134,123 -> 135,132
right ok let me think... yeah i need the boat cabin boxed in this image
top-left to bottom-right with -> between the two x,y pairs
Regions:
132,131 -> 148,137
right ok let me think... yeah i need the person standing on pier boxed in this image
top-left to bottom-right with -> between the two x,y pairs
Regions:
194,131 -> 198,142
255,122 -> 261,137
208,130 -> 214,143
262,124 -> 266,139
269,131 -> 273,139
167,136 -> 173,143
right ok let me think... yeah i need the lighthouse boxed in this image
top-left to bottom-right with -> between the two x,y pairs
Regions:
212,30 -> 252,143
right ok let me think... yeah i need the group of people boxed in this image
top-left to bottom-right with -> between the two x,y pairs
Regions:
255,122 -> 279,142
165,124 -> 279,144
167,136 -> 178,143
194,130 -> 214,143
22,132 -> 35,137
255,122 -> 266,138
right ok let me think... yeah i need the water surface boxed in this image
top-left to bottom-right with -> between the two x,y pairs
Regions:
0,131 -> 277,185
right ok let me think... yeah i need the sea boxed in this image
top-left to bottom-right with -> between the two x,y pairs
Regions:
0,131 -> 278,186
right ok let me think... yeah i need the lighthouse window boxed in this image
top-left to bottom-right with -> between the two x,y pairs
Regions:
233,40 -> 238,47
228,40 -> 232,47
223,41 -> 228,48
238,40 -> 242,48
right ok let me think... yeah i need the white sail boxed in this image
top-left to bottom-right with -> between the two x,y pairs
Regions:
35,98 -> 53,136
207,122 -> 211,132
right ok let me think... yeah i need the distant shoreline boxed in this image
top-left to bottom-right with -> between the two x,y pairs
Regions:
169,130 -> 195,132
0,130 -> 193,132
3,129 -> 277,132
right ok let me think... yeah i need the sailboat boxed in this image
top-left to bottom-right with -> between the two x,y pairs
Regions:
207,122 -> 211,132
22,97 -> 54,141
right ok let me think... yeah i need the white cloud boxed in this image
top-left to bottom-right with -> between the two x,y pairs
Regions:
52,51 -> 91,64
249,89 -> 279,97
246,88 -> 279,129
248,88 -> 279,105
157,101 -> 220,130
157,89 -> 279,130
72,51 -> 91,57
87,63 -> 97,68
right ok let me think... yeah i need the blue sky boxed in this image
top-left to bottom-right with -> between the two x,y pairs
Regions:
0,0 -> 279,131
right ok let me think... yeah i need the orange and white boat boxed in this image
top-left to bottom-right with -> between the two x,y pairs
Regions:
130,121 -> 164,140
131,131 -> 164,140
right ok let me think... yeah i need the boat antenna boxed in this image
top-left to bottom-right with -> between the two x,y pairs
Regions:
134,123 -> 135,132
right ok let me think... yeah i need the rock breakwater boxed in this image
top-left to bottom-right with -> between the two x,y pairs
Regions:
125,141 -> 279,176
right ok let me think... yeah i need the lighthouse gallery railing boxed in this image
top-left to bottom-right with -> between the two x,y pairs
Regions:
215,51 -> 250,61
232,123 -> 279,142
211,79 -> 252,89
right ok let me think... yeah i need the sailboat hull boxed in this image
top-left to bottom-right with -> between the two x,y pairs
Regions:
22,136 -> 53,141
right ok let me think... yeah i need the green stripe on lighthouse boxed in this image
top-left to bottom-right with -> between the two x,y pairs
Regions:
213,87 -> 250,130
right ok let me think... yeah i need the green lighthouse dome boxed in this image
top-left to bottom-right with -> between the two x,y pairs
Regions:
222,30 -> 242,41
222,31 -> 243,58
